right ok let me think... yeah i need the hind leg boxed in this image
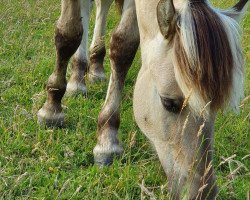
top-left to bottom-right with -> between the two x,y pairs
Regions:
37,0 -> 83,127
66,0 -> 93,96
93,0 -> 139,165
88,0 -> 114,82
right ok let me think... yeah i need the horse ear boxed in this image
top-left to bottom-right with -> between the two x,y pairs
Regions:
157,0 -> 177,41
233,0 -> 249,11
223,0 -> 249,21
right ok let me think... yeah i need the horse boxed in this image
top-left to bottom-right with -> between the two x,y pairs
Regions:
133,0 -> 248,198
37,0 -> 248,199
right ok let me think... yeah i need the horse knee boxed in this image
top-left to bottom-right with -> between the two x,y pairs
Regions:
55,25 -> 83,62
109,28 -> 139,76
55,0 -> 83,62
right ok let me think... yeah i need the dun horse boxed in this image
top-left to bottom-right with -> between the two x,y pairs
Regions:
37,0 -> 248,199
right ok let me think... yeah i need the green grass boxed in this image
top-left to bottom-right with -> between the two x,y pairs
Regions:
0,0 -> 249,199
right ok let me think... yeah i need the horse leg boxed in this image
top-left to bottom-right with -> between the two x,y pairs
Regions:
93,0 -> 139,165
66,0 -> 93,96
37,0 -> 83,127
88,0 -> 114,82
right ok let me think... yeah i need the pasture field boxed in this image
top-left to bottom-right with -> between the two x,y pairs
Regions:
0,0 -> 249,199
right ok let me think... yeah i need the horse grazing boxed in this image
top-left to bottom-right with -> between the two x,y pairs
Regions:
37,0 -> 248,199
133,0 -> 248,198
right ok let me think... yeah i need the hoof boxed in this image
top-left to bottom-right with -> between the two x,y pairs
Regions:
93,144 -> 123,166
88,72 -> 106,83
66,81 -> 87,96
37,107 -> 65,128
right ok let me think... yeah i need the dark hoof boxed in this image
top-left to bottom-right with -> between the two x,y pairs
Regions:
94,154 -> 114,166
93,144 -> 123,166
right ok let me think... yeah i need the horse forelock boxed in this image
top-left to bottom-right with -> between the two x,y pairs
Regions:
173,1 -> 244,116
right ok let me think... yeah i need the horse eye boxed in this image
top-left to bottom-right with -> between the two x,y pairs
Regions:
160,97 -> 183,114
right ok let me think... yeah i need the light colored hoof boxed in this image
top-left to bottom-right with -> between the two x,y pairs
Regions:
37,107 -> 65,128
88,72 -> 106,83
93,144 -> 123,166
66,81 -> 87,96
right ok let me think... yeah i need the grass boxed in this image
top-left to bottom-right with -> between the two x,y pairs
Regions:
0,0 -> 249,199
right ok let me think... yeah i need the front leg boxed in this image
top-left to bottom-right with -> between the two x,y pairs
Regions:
37,0 -> 83,127
93,0 -> 139,165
